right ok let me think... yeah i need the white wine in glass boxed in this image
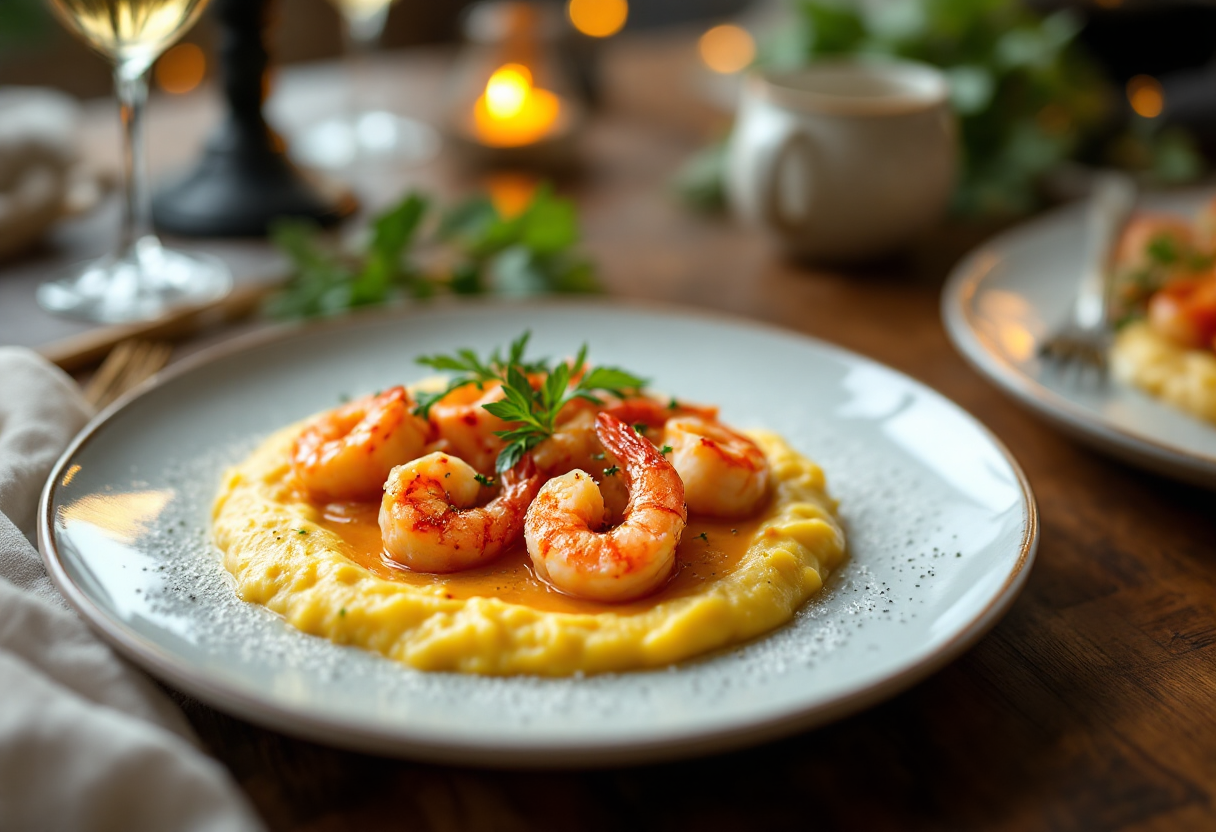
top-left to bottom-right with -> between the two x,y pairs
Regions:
40,0 -> 230,323
291,0 -> 439,170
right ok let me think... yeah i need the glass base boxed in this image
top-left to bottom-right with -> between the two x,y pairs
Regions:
38,237 -> 231,324
291,111 -> 441,170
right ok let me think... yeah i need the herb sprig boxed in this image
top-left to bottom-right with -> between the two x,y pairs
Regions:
415,332 -> 647,473
266,186 -> 599,320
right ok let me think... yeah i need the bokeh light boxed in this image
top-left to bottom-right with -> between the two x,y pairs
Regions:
485,64 -> 533,119
567,0 -> 628,38
154,42 -> 206,95
1127,75 -> 1164,119
485,173 -> 540,218
699,24 -> 755,75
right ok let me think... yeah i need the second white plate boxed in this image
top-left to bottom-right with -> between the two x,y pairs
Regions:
40,301 -> 1036,765
943,189 -> 1216,488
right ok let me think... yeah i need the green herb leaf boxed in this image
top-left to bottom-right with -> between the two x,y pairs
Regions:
1147,234 -> 1180,266
268,186 -> 601,320
415,333 -> 648,473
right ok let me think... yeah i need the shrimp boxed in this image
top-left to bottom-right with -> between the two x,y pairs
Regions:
1115,215 -> 1196,273
380,452 -> 541,573
425,382 -> 510,474
604,396 -> 719,432
292,386 -> 431,502
663,416 -> 770,518
1148,273 -> 1216,350
525,413 -> 687,602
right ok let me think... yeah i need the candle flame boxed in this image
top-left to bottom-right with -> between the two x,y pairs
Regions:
485,64 -> 533,120
474,63 -> 562,147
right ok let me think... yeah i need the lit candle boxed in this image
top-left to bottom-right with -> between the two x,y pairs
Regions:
473,63 -> 562,147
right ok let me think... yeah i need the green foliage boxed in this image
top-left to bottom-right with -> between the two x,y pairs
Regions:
672,138 -> 729,213
267,186 -> 600,320
0,0 -> 51,51
437,184 -> 599,296
416,331 -> 647,473
789,0 -> 1203,216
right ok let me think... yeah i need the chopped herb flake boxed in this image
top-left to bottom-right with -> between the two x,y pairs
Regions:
603,465 -> 621,477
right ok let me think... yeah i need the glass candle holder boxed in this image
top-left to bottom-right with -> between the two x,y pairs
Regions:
447,1 -> 585,167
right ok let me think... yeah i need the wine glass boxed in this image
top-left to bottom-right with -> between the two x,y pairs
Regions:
290,0 -> 440,170
40,0 -> 230,323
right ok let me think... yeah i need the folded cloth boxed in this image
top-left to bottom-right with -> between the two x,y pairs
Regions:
0,348 -> 264,832
0,88 -> 80,261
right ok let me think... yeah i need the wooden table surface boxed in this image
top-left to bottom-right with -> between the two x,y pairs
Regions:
5,33 -> 1216,832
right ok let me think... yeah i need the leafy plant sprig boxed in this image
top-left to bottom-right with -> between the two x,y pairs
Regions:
414,332 -> 647,473
413,331 -> 551,418
266,186 -> 600,320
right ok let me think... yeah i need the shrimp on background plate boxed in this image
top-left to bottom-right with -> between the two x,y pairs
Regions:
525,413 -> 687,602
292,386 -> 431,503
380,453 -> 541,573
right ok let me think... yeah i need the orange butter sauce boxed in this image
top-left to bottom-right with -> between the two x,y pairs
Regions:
313,499 -> 765,615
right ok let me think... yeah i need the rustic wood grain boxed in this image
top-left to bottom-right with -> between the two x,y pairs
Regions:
10,36 -> 1216,832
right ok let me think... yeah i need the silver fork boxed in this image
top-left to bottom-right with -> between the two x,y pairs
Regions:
1038,172 -> 1138,381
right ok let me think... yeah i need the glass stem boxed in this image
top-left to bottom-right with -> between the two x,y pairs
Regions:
114,61 -> 156,258
343,8 -> 389,118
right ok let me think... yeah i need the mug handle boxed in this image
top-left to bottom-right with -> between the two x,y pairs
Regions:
759,130 -> 817,235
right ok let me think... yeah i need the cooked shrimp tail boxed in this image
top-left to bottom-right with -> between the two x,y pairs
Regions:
664,416 -> 770,518
292,386 -> 431,502
524,412 -> 687,602
380,453 -> 541,573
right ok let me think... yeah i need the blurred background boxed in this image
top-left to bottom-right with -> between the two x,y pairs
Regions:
0,0 -> 753,98
6,0 -> 1216,219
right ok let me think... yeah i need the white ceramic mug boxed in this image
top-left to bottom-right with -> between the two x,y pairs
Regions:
726,60 -> 956,262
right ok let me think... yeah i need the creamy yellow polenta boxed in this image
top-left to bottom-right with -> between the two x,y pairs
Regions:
1112,321 -> 1216,425
212,425 -> 846,676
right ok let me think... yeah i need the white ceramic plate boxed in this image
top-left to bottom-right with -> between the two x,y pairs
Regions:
40,301 -> 1036,766
943,189 -> 1216,488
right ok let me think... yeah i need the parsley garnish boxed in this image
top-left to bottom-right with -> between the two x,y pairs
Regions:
696,532 -> 709,542
591,452 -> 606,460
416,332 -> 648,473
603,465 -> 621,477
474,473 -> 497,488
632,423 -> 647,433
296,529 -> 308,535
659,444 -> 673,455
668,397 -> 678,410
413,331 -> 548,418
1147,233 -> 1179,266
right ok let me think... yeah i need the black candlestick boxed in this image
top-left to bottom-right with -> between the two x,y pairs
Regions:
153,0 -> 355,237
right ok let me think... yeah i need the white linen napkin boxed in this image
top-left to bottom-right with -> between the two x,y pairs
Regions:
0,88 -> 79,261
0,347 -> 265,832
